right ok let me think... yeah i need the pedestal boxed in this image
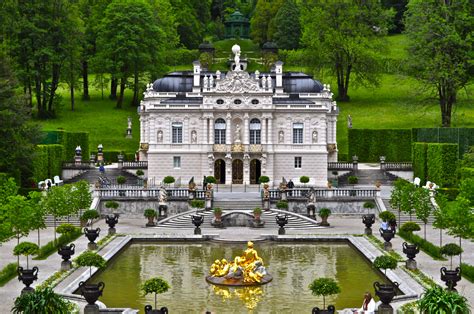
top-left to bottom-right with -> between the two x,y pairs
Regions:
126,128 -> 132,138
205,198 -> 212,210
61,260 -> 72,271
88,242 -> 98,250
278,227 -> 285,235
377,304 -> 393,314
262,199 -> 269,211
75,156 -> 82,165
108,228 -> 116,236
84,304 -> 100,314
280,191 -> 287,201
194,227 -> 201,235
406,259 -> 417,270
364,227 -> 373,236
188,191 -> 195,200
97,153 -> 104,163
384,241 -> 392,251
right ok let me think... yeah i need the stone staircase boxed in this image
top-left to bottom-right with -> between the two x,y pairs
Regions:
212,199 -> 263,211
44,214 -> 82,227
382,199 -> 435,225
65,168 -> 138,185
339,169 -> 396,186
157,209 -> 320,229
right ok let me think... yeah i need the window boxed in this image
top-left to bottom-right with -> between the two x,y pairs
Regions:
214,118 -> 226,144
251,99 -> 259,105
294,157 -> 302,169
249,118 -> 261,144
173,156 -> 181,168
234,99 -> 242,104
293,123 -> 304,144
216,99 -> 224,104
172,122 -> 183,143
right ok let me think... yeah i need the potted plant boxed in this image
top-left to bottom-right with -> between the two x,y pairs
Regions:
258,176 -> 270,184
105,201 -> 119,212
439,243 -> 463,291
213,207 -> 223,222
144,209 -> 157,227
373,255 -> 399,308
417,286 -> 469,313
141,277 -> 170,313
136,169 -> 144,177
116,175 -> 126,185
276,200 -> 288,210
308,277 -> 341,311
163,176 -> 175,187
81,209 -> 100,227
75,251 -> 106,306
299,176 -> 310,186
189,200 -> 205,211
363,201 -> 375,214
253,207 -> 262,221
205,176 -> 216,184
318,208 -> 331,226
12,287 -> 73,313
440,243 -> 463,270
14,242 -> 39,293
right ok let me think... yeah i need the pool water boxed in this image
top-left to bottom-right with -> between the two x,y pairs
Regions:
90,242 -> 389,313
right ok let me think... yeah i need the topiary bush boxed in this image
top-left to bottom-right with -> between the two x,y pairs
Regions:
75,251 -> 106,277
163,176 -> 175,185
14,242 -> 39,268
136,169 -> 144,176
190,200 -> 205,208
440,243 -> 463,269
276,200 -> 288,209
258,176 -> 269,184
308,277 -> 341,309
56,223 -> 77,235
144,209 -> 156,218
299,176 -> 309,184
205,176 -> 216,184
318,208 -> 331,218
400,222 -> 421,233
105,201 -> 119,209
427,143 -> 458,187
373,255 -> 398,275
379,211 -> 396,222
81,210 -> 100,223
141,277 -> 170,310
348,176 -> 358,184
116,176 -> 126,185
412,142 -> 428,185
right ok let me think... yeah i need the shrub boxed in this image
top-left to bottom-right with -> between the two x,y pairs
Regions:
363,202 -> 375,209
253,207 -> 262,214
417,286 -> 469,314
460,263 -> 474,283
141,277 -> 170,310
205,176 -> 216,184
136,170 -> 144,176
276,200 -> 288,209
81,210 -> 99,221
105,201 -> 119,209
163,176 -> 175,185
35,227 -> 82,260
348,176 -> 358,184
258,176 -> 269,183
116,176 -> 126,185
318,208 -> 331,218
213,207 -> 222,214
441,243 -> 463,269
299,176 -> 309,184
75,251 -> 106,277
0,263 -> 17,287
400,222 -> 421,233
144,209 -> 156,218
348,129 -> 412,162
308,278 -> 341,309
373,255 -> 398,275
56,223 -> 77,235
412,142 -> 428,185
14,242 -> 39,268
379,211 -> 396,222
190,200 -> 205,208
12,286 -> 73,314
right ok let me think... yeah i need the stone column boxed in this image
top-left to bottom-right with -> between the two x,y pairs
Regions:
226,113 -> 232,145
202,117 -> 208,144
209,118 -> 215,145
262,118 -> 267,145
184,117 -> 189,144
244,113 -> 249,145
225,154 -> 232,185
267,117 -> 273,145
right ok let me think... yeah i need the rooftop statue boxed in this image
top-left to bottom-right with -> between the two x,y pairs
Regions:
232,44 -> 241,72
207,241 -> 272,286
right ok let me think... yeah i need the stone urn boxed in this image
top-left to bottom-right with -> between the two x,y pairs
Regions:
105,214 -> 119,235
79,281 -> 105,305
402,242 -> 420,270
58,243 -> 75,270
157,204 -> 168,221
84,227 -> 101,250
379,228 -> 396,251
307,204 -> 316,220
275,214 -> 288,235
440,267 -> 461,291
17,266 -> 39,293
374,281 -> 399,310
191,214 -> 204,235
144,305 -> 169,314
362,214 -> 375,235
312,305 -> 335,314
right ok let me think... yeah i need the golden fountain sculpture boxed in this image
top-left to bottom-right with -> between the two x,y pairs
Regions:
206,242 -> 273,286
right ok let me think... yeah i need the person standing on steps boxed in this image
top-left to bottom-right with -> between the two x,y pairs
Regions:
287,179 -> 294,196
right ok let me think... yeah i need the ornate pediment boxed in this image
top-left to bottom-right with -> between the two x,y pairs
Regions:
214,71 -> 262,94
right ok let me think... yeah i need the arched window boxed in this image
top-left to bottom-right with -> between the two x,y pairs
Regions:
250,118 -> 261,144
214,118 -> 226,144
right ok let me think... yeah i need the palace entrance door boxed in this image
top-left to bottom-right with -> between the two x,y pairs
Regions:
214,159 -> 225,184
250,159 -> 261,184
232,159 -> 243,184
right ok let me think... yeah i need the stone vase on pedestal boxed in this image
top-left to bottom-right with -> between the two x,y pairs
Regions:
58,243 -> 75,271
17,266 -> 39,294
402,242 -> 419,270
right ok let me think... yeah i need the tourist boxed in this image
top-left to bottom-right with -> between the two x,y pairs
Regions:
353,292 -> 375,313
99,164 -> 105,175
287,179 -> 294,196
381,220 -> 389,230
389,218 -> 397,232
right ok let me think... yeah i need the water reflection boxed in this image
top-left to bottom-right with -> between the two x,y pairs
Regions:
212,286 -> 264,310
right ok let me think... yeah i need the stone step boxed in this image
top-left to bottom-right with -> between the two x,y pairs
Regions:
43,214 -> 82,227
65,168 -> 138,184
382,199 -> 435,225
157,209 -> 319,229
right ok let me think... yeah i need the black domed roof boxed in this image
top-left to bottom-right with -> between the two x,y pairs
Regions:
282,72 -> 323,93
152,72 -> 193,93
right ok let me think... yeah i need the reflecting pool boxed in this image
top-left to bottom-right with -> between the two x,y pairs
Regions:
90,242 -> 389,313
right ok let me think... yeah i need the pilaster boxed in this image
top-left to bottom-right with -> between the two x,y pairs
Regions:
243,113 -> 249,145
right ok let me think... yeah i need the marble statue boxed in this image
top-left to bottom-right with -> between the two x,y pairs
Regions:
312,130 -> 318,143
307,187 -> 317,205
278,131 -> 284,143
157,130 -> 163,143
347,115 -> 352,129
234,124 -> 242,143
127,117 -> 132,129
191,131 -> 197,143
159,186 -> 168,204
232,44 -> 241,72
208,241 -> 269,284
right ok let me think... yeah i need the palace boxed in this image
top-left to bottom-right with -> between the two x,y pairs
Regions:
138,45 -> 338,186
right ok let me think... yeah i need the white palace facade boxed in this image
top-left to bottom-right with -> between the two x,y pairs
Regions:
138,45 -> 339,186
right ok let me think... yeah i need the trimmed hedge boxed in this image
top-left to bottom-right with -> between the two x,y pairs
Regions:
348,129 -> 412,162
427,143 -> 458,187
47,144 -> 64,178
461,263 -> 474,283
0,263 -> 17,287
32,146 -> 49,183
34,227 -> 82,260
412,128 -> 474,158
412,142 -> 428,185
460,167 -> 474,180
41,130 -> 89,161
398,229 -> 444,260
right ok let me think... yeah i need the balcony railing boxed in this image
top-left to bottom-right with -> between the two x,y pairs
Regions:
268,188 -> 378,200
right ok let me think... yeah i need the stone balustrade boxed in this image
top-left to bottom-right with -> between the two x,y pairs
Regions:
268,188 -> 378,200
97,187 -> 206,200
